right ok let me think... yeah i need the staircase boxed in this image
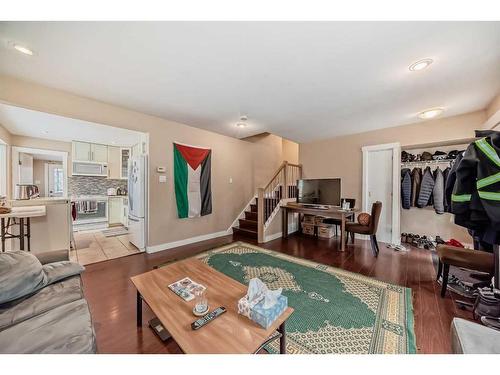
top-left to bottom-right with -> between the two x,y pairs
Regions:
232,161 -> 302,242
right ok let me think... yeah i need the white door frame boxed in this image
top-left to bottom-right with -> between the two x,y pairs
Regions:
361,142 -> 401,245
11,146 -> 68,198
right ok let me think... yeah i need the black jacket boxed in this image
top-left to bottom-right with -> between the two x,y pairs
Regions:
417,167 -> 435,208
451,131 -> 500,244
444,153 -> 463,212
401,168 -> 411,209
442,166 -> 451,212
411,168 -> 422,207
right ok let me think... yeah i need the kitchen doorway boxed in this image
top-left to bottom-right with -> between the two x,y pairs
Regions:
11,146 -> 68,199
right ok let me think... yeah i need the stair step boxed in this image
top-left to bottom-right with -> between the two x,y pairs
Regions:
250,204 -> 258,213
232,226 -> 258,239
238,218 -> 258,230
244,211 -> 257,220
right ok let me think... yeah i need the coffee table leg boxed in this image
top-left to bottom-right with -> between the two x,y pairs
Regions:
136,291 -> 142,327
278,321 -> 286,354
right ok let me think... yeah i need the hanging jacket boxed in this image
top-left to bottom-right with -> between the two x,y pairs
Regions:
432,167 -> 444,214
401,168 -> 411,209
417,167 -> 435,208
444,153 -> 463,212
410,168 -> 422,207
451,131 -> 500,244
442,166 -> 451,211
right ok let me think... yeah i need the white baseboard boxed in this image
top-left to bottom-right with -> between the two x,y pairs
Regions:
264,231 -> 283,242
146,230 -> 231,253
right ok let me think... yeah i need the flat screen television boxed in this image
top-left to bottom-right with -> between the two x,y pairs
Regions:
296,178 -> 341,207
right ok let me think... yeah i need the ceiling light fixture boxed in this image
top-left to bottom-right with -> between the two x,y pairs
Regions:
13,44 -> 34,56
418,107 -> 444,119
409,58 -> 433,72
236,115 -> 248,128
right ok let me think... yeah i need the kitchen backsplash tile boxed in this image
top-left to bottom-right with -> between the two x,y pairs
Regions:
69,176 -> 127,196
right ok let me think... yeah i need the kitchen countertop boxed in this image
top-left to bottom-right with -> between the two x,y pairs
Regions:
10,197 -> 70,207
71,195 -> 128,201
0,205 -> 47,218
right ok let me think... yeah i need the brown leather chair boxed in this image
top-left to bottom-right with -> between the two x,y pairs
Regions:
436,244 -> 494,298
345,201 -> 382,257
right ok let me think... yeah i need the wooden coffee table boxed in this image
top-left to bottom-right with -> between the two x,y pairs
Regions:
131,257 -> 294,354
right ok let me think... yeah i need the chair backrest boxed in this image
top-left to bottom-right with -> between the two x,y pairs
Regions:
341,198 -> 356,209
369,201 -> 383,234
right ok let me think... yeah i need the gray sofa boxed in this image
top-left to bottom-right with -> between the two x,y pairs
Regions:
0,250 -> 96,354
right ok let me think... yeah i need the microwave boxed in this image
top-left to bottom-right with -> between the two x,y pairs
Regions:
72,162 -> 108,176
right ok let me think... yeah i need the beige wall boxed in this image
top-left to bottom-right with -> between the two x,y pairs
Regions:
300,110 -> 489,244
282,138 -> 299,164
0,74 -> 285,249
486,93 -> 500,120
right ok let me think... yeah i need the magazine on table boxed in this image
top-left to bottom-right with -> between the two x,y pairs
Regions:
168,277 -> 206,302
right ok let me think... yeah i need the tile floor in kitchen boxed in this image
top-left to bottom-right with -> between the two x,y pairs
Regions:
71,229 -> 141,266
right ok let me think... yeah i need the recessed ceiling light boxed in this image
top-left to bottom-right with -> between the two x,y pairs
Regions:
409,58 -> 433,72
236,115 -> 248,128
13,44 -> 34,56
418,107 -> 444,119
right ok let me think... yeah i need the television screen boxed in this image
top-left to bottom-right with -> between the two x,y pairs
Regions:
297,178 -> 341,206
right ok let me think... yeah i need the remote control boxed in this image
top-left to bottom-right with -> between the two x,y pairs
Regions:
191,307 -> 226,330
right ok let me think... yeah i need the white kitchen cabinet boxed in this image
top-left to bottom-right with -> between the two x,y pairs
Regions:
108,197 -> 123,225
120,148 -> 130,179
91,144 -> 108,163
121,197 -> 128,227
107,146 -> 121,179
72,141 -> 92,162
72,141 -> 108,163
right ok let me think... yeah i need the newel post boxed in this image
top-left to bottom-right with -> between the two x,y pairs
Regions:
257,188 -> 264,243
283,161 -> 288,200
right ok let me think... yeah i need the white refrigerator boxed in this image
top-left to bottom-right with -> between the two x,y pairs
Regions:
128,155 -> 147,250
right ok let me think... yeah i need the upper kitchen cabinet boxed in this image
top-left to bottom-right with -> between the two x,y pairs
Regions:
72,141 -> 91,162
107,146 -> 130,180
92,144 -> 108,163
72,141 -> 108,163
120,148 -> 130,179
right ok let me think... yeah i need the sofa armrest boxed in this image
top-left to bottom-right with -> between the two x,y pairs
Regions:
35,250 -> 70,265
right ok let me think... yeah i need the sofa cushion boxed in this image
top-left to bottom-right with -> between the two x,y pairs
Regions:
0,299 -> 97,354
0,276 -> 83,331
42,261 -> 85,285
0,251 -> 45,304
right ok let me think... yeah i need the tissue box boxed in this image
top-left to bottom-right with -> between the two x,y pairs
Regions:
238,294 -> 288,329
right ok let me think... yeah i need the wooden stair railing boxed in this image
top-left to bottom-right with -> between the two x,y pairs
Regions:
257,161 -> 302,243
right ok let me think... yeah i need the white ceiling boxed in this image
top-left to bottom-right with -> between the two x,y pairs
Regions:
0,103 -> 143,147
0,21 -> 499,143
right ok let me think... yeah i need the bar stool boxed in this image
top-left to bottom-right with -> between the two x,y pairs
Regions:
0,206 -> 46,252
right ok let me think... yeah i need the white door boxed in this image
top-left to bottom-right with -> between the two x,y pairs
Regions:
91,144 -> 108,163
47,163 -> 64,197
365,148 -> 393,243
73,141 -> 91,162
18,153 -> 34,184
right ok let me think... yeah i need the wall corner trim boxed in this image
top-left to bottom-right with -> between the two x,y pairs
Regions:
146,229 -> 232,254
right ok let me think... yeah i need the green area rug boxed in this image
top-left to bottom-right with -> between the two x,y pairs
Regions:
194,241 -> 416,354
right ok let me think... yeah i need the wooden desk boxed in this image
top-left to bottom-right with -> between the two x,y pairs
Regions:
281,203 -> 357,252
131,258 -> 294,354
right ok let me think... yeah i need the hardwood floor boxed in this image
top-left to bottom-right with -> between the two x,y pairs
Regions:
81,233 -> 473,354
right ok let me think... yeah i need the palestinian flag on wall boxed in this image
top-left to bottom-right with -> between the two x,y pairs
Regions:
173,143 -> 212,218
